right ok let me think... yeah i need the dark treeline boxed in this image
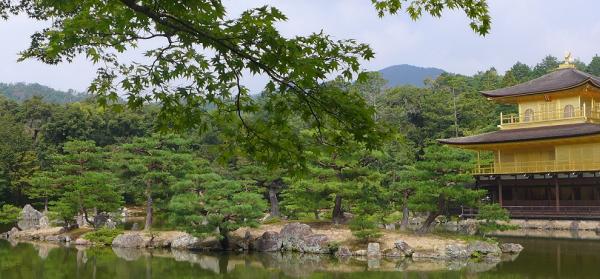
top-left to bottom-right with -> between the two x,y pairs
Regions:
0,54 -> 598,240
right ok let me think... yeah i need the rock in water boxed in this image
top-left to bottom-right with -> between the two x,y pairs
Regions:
112,233 -> 147,248
367,243 -> 381,257
17,205 -> 43,231
394,240 -> 414,256
7,227 -> 19,239
39,215 -> 50,229
75,238 -> 91,246
445,244 -> 470,259
300,234 -> 330,254
499,243 -> 524,254
171,234 -> 201,250
335,246 -> 352,257
254,231 -> 282,252
280,223 -> 313,251
467,241 -> 501,257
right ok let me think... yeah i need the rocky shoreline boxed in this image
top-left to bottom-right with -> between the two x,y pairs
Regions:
1,222 -> 523,264
0,204 -> 524,270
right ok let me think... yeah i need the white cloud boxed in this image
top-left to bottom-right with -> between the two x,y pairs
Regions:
1,0 -> 599,92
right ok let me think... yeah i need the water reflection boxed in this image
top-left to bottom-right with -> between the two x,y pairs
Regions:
3,237 -> 599,278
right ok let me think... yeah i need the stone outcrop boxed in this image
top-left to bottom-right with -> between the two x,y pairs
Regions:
301,234 -> 330,254
44,235 -> 70,243
445,244 -> 470,259
171,234 -> 201,250
353,249 -> 367,256
394,240 -> 414,257
112,233 -> 148,248
38,216 -> 50,229
254,231 -> 282,252
335,246 -> 352,257
75,238 -> 92,246
499,243 -> 524,254
7,227 -> 19,239
280,223 -> 313,251
367,243 -> 380,257
467,241 -> 502,258
17,205 -> 43,231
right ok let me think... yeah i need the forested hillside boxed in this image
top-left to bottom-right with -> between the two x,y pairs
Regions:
0,82 -> 89,104
1,54 -> 600,238
378,64 -> 445,87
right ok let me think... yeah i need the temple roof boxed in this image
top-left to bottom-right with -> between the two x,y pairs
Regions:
481,68 -> 600,98
439,123 -> 600,145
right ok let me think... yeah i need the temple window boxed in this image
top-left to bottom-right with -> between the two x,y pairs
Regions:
523,108 -> 534,122
564,104 -> 575,118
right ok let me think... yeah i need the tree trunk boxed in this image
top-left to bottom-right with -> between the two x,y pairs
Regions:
417,211 -> 439,234
400,205 -> 409,231
417,196 -> 446,234
332,194 -> 344,224
44,198 -> 48,213
268,186 -> 280,218
144,188 -> 153,231
400,191 -> 410,230
219,228 -> 230,250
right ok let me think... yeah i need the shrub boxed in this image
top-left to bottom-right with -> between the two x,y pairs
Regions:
83,228 -> 122,246
0,204 -> 21,225
476,204 -> 517,236
349,215 -> 382,242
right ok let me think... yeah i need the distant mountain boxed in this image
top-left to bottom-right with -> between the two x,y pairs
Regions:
378,64 -> 445,87
0,82 -> 89,104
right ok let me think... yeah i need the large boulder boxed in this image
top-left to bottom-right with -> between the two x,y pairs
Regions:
17,205 -> 43,231
280,223 -> 313,251
171,234 -> 201,250
468,241 -> 501,257
112,233 -> 147,248
300,234 -> 330,254
254,231 -> 282,252
367,242 -> 381,257
499,243 -> 524,254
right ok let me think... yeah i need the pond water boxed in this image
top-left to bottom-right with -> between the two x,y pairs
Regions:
0,237 -> 599,279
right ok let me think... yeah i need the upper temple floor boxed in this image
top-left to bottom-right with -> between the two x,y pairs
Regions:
482,68 -> 600,130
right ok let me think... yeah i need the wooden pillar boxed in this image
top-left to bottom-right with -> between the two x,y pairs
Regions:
477,151 -> 481,173
498,179 -> 503,207
555,176 -> 560,212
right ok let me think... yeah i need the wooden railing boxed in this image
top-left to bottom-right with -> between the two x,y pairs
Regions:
473,160 -> 600,174
461,206 -> 600,218
500,105 -> 600,127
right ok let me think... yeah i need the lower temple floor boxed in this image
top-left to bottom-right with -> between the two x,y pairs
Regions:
473,172 -> 600,219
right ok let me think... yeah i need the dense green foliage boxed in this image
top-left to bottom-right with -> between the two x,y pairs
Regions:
2,54 -> 600,236
82,228 -> 123,246
0,205 -> 21,225
476,204 -> 515,236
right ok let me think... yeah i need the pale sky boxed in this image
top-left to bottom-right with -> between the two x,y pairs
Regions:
1,0 -> 599,92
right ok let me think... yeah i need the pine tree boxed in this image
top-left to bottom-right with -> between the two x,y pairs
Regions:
409,145 -> 485,234
112,134 -> 196,230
